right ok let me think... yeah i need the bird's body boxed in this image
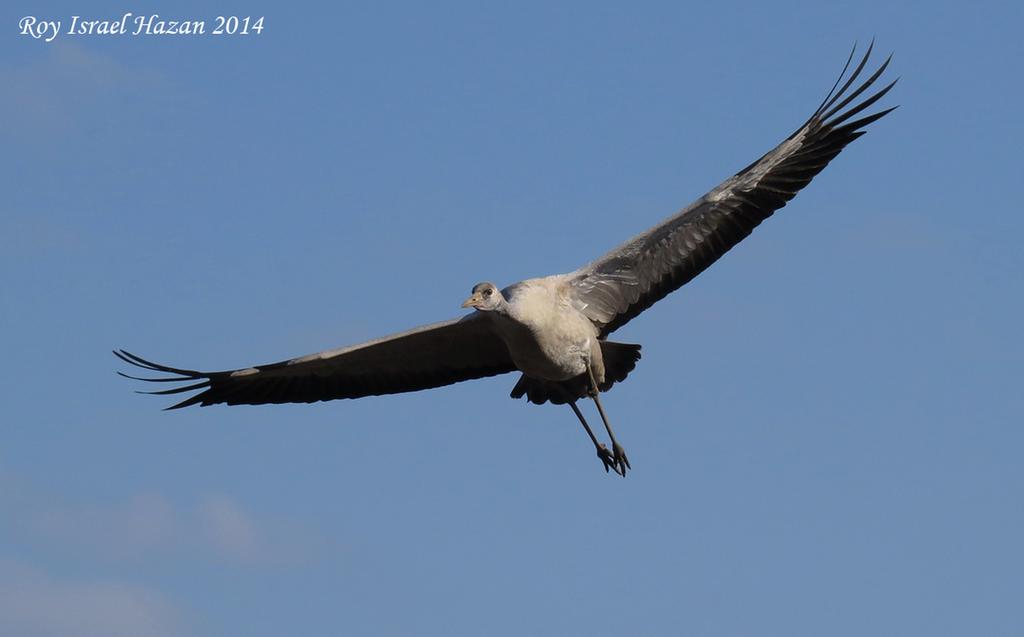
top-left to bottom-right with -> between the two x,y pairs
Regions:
493,277 -> 599,383
117,44 -> 897,476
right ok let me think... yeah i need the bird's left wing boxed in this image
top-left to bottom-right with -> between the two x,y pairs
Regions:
115,313 -> 515,409
567,44 -> 897,337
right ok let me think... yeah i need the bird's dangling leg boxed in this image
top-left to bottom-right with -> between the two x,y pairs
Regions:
587,365 -> 630,476
568,400 -> 621,476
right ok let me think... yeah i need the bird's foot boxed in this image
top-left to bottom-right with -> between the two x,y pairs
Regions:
596,444 -> 624,476
611,443 -> 630,477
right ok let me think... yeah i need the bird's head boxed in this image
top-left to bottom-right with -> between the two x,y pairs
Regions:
462,282 -> 504,312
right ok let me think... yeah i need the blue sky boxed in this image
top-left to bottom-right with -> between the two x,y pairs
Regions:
2,1 -> 1022,635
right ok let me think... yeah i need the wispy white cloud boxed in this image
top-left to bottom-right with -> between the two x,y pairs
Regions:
0,42 -> 168,141
1,467 -> 317,567
22,491 -> 316,566
197,494 -> 267,563
0,559 -> 182,637
0,469 -> 326,636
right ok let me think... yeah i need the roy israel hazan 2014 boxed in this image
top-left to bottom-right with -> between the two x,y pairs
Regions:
18,13 -> 261,42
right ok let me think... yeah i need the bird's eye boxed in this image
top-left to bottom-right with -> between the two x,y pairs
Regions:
483,288 -> 493,298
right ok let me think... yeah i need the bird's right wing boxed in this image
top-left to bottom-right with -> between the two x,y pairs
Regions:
115,313 -> 516,409
568,44 -> 897,337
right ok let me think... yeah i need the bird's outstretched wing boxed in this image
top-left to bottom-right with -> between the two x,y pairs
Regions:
568,43 -> 897,337
116,314 -> 515,409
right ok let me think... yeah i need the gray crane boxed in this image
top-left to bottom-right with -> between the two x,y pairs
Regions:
117,44 -> 896,476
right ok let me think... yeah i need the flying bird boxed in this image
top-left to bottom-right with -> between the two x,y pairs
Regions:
117,44 -> 896,477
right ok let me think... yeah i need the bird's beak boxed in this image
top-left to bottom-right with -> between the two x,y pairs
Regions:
461,294 -> 480,309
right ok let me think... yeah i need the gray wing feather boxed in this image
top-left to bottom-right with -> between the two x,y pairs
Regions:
569,43 -> 897,336
115,313 -> 515,409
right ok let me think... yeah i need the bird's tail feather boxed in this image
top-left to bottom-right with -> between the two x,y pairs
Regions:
510,341 -> 642,405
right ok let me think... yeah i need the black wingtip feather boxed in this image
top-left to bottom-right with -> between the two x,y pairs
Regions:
139,380 -> 212,396
164,394 -> 207,411
825,78 -> 898,129
820,54 -> 893,124
115,349 -> 203,377
117,370 -> 193,383
833,105 -> 899,136
813,42 -> 858,116
116,348 -> 219,409
818,41 -> 874,118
